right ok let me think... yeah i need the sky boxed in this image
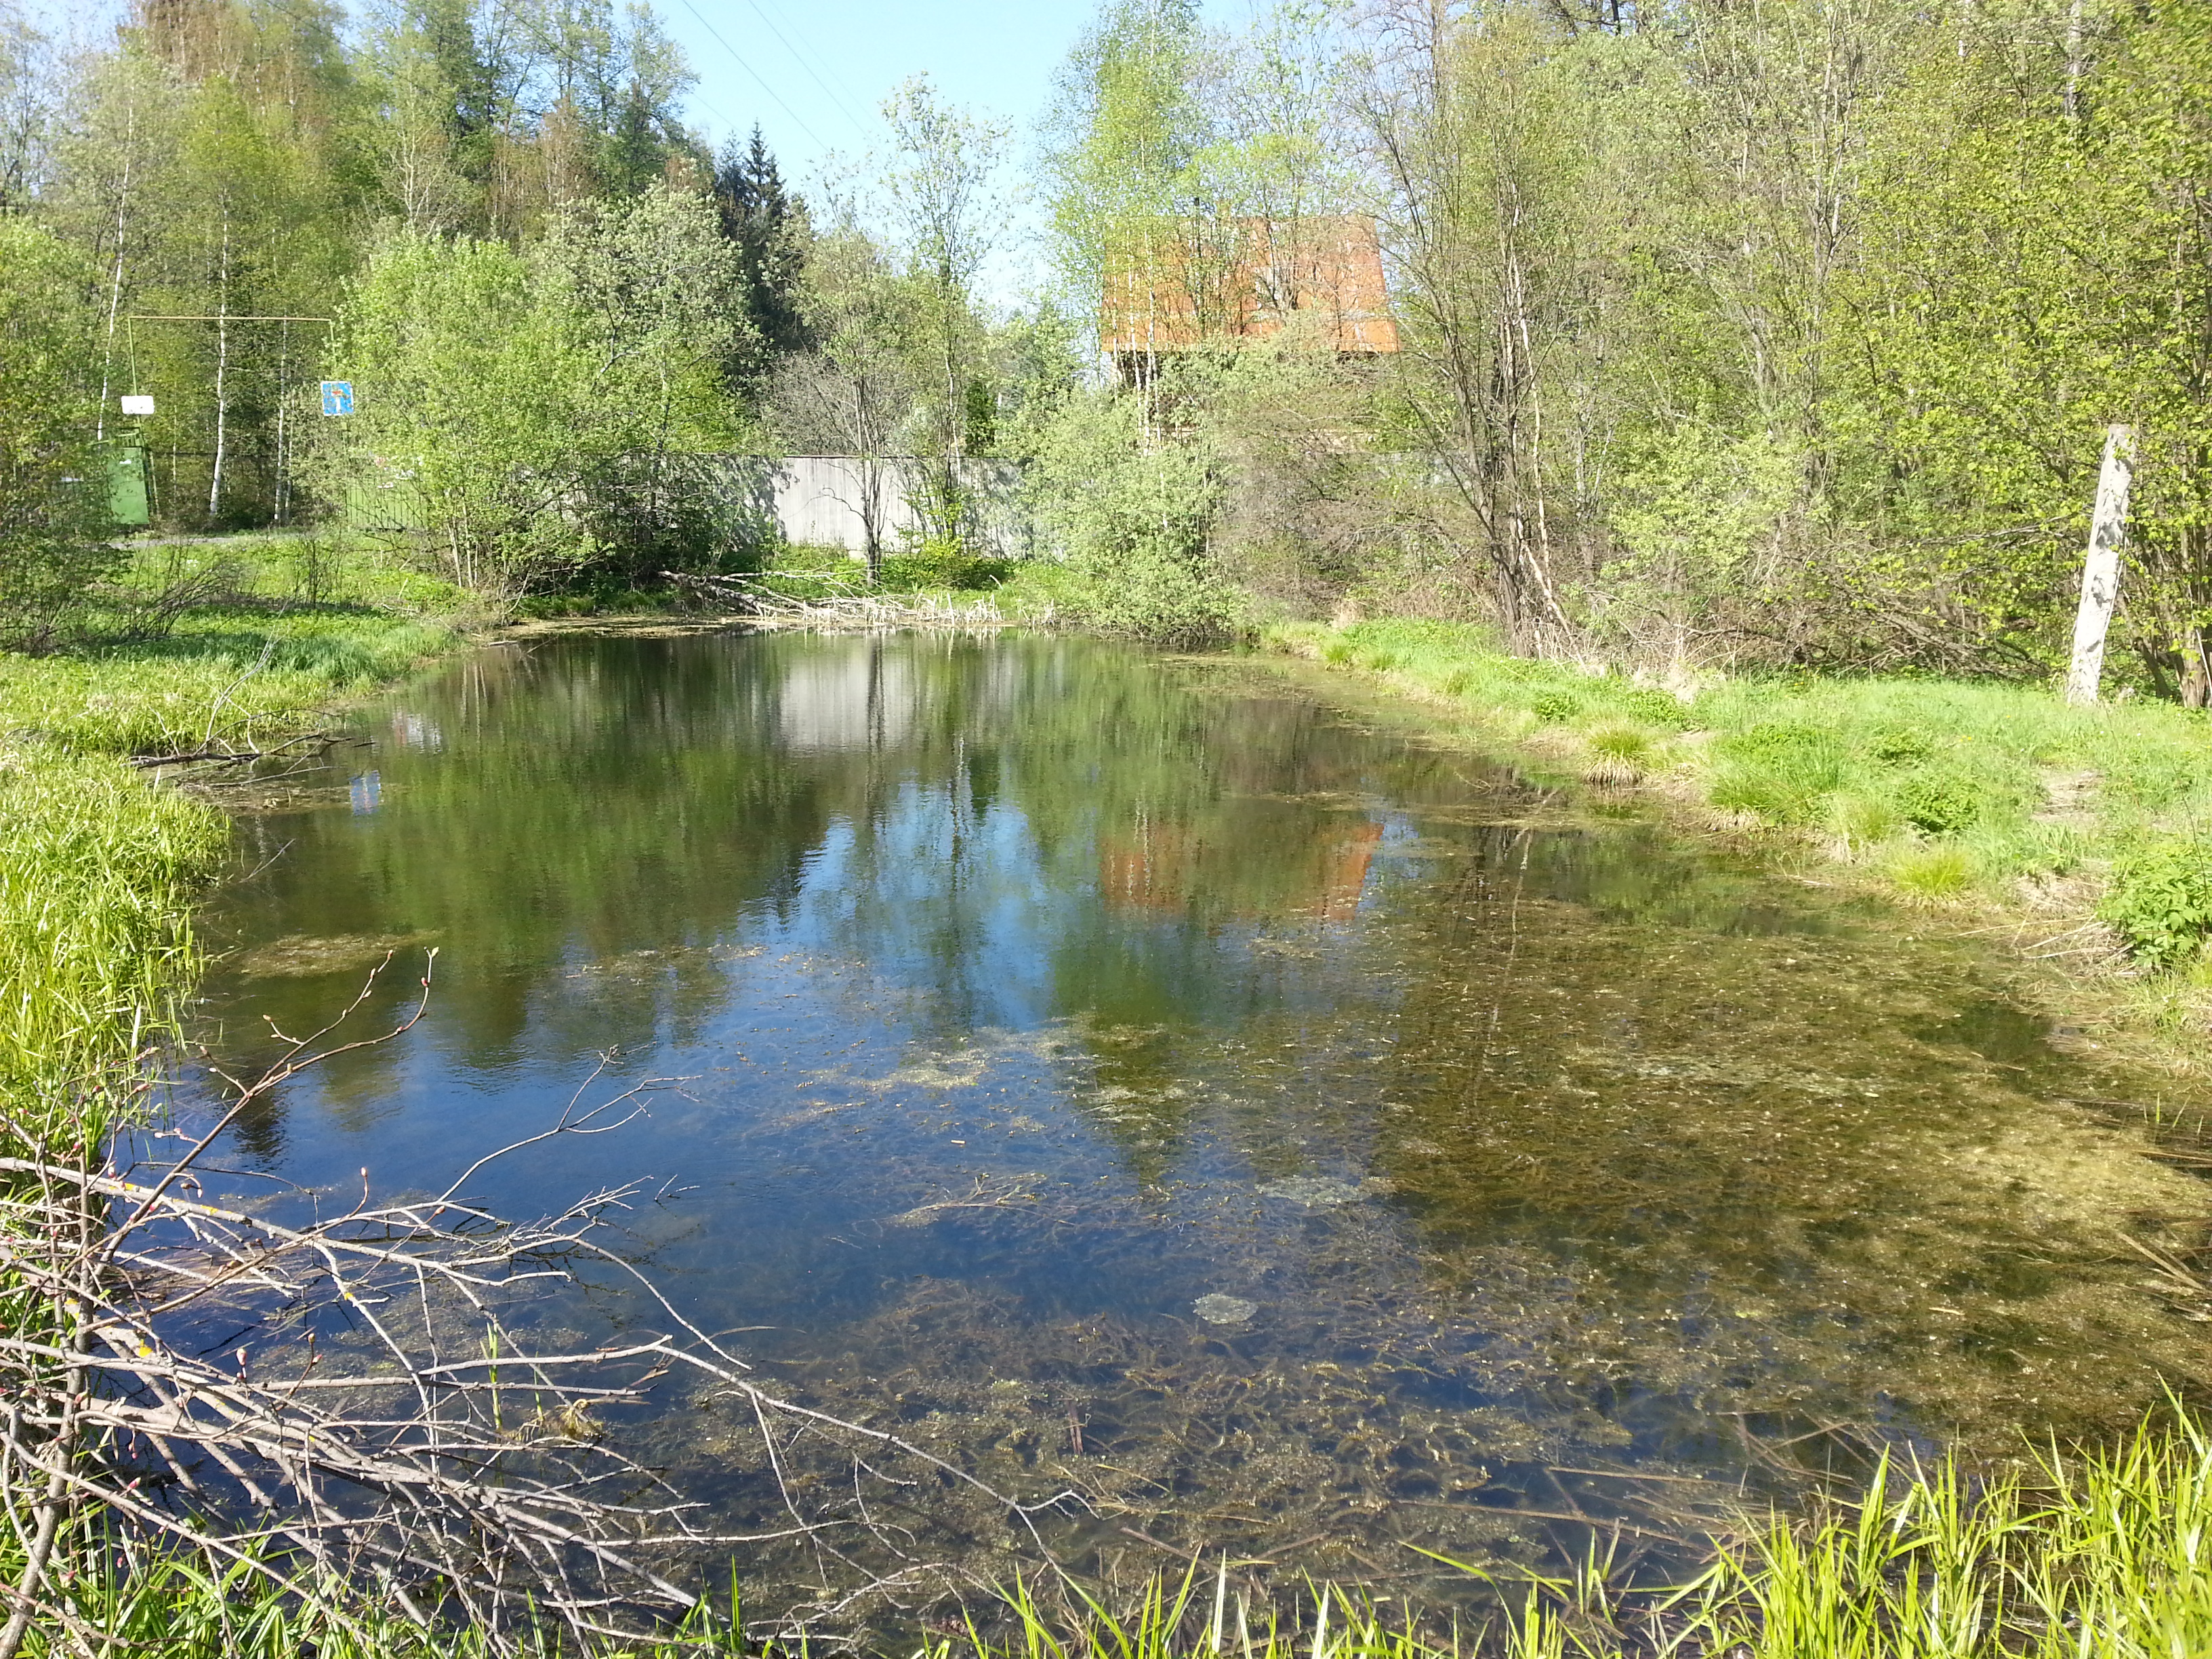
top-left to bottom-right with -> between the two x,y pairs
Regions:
659,0 -> 1113,298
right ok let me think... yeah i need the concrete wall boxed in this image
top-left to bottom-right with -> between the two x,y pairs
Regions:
758,456 -> 1031,556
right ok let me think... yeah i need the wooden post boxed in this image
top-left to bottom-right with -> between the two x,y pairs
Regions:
2065,423 -> 2136,707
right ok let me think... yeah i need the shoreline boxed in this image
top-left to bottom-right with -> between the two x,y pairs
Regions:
1250,620 -> 2212,1101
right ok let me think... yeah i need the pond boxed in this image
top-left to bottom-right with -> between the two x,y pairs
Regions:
186,628 -> 2211,1620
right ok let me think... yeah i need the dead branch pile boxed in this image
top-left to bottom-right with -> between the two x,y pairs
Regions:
660,571 -> 1008,630
0,958 -> 1081,1655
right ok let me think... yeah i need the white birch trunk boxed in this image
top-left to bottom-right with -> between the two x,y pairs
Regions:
207,211 -> 232,520
2064,423 -> 2136,707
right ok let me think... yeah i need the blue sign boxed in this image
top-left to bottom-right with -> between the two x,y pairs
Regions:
320,380 -> 354,416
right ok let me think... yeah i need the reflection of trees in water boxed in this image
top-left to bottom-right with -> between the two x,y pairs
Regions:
200,634 -> 1486,1164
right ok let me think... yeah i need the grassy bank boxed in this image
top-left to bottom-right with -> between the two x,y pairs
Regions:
1268,619 -> 2212,1040
19,1412 -> 2212,1656
0,541 -> 470,1656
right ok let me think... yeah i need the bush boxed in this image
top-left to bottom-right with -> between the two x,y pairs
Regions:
878,537 -> 1014,592
1027,391 -> 1239,647
2100,835 -> 2212,969
318,189 -> 743,596
1532,690 -> 1582,722
1894,768 -> 1990,835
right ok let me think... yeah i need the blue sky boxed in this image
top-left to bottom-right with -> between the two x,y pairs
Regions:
658,0 -> 1246,299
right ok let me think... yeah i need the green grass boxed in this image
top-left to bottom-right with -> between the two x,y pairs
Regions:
1269,619 -> 2212,972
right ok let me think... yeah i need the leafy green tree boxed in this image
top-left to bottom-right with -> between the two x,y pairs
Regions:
317,184 -> 745,594
1027,375 -> 1236,646
1837,0 -> 2212,697
881,75 -> 1008,548
769,231 -> 922,579
0,220 -> 122,648
1042,0 -> 1208,314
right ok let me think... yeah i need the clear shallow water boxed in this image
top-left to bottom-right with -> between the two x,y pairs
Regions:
185,630 -> 2211,1612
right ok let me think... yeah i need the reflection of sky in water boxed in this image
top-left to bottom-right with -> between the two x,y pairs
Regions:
183,632 -> 2212,1599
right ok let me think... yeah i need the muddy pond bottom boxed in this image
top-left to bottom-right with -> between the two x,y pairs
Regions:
188,630 -> 2212,1616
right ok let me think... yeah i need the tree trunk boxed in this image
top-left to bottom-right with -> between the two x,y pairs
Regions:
2064,423 -> 2135,706
207,209 -> 232,523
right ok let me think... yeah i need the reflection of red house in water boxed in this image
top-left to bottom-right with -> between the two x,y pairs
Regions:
1313,821 -> 1384,921
1099,825 -> 1202,912
1098,819 -> 1384,920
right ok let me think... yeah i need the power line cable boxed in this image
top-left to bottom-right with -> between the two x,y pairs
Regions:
733,0 -> 874,140
671,0 -> 832,152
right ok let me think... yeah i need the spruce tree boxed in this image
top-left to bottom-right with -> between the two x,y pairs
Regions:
713,126 -> 811,392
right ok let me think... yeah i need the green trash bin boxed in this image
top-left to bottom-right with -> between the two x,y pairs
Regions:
106,444 -> 151,528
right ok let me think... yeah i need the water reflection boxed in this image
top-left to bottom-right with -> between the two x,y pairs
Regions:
189,631 -> 2212,1607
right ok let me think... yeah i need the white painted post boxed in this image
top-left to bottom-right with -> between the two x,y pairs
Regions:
2064,423 -> 2136,707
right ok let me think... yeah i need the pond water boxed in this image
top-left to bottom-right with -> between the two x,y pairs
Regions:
187,630 -> 2211,1617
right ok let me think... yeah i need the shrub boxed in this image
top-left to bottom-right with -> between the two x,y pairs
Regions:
2099,835 -> 2212,970
1532,689 -> 1582,722
1027,390 -> 1237,647
1894,768 -> 1990,835
0,220 -> 123,649
878,537 -> 1013,591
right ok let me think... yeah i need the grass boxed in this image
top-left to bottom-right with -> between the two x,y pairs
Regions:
1267,618 -> 2212,985
0,539 -> 468,1112
0,535 -> 468,1653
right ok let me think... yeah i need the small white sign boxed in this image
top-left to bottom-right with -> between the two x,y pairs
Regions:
119,394 -> 155,416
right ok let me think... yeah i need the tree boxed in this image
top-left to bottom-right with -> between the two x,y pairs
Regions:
317,184 -> 745,594
712,125 -> 812,392
770,232 -> 920,580
0,221 -> 123,649
881,75 -> 1007,548
1836,0 -> 2212,696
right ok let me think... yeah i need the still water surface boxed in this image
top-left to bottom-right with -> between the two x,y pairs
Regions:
192,630 -> 2211,1606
